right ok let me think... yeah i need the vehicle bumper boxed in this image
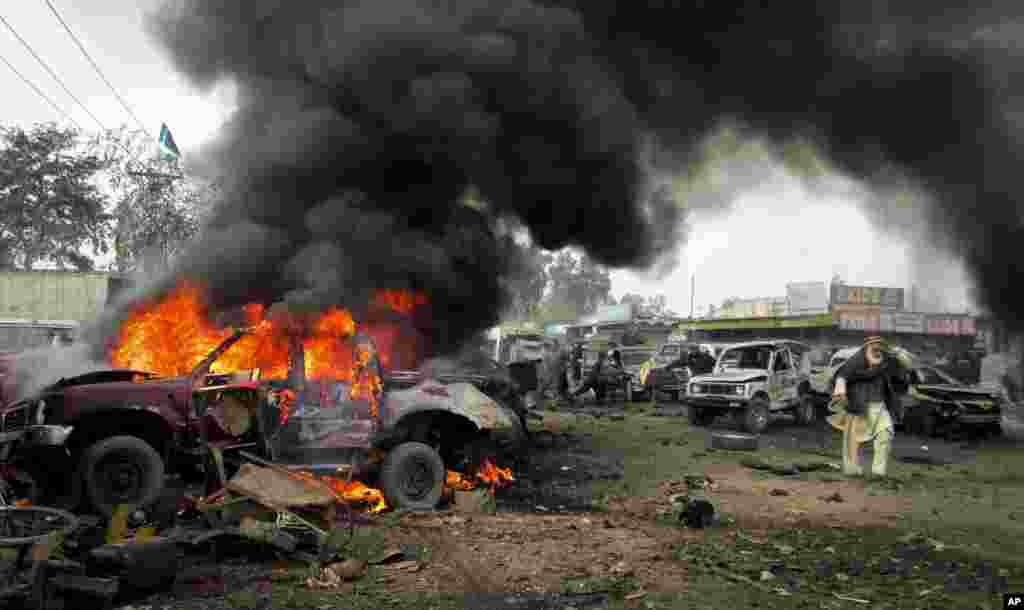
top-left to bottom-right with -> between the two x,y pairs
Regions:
0,426 -> 72,463
685,395 -> 749,409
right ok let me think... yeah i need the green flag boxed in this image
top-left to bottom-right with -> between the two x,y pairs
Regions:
158,123 -> 180,160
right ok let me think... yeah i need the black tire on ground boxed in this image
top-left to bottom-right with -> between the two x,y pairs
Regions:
688,406 -> 713,427
379,441 -> 446,511
794,394 -> 816,426
920,411 -> 937,438
987,422 -> 1003,439
625,383 -> 634,403
80,435 -> 165,518
744,398 -> 770,434
710,431 -> 759,451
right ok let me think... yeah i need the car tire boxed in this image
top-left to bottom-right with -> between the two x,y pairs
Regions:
744,398 -> 770,434
80,435 -> 165,518
688,406 -> 713,427
379,441 -> 446,511
919,411 -> 937,438
794,395 -> 816,426
710,431 -> 759,451
625,383 -> 634,403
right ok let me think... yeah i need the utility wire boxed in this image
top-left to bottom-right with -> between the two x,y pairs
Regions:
0,13 -> 107,131
42,0 -> 151,137
0,50 -> 83,130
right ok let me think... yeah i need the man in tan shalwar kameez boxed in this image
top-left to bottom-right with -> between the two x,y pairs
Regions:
829,336 -> 913,477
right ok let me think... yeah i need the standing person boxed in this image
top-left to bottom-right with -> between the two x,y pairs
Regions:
828,336 -> 912,477
572,350 -> 607,404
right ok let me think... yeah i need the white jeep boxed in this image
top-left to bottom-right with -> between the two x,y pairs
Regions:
685,339 -> 816,433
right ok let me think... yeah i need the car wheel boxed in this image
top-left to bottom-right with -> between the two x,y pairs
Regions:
625,383 -> 634,403
920,411 -> 937,438
794,395 -> 816,426
80,435 -> 165,518
710,431 -> 759,451
688,406 -> 713,427
744,398 -> 770,434
379,442 -> 445,511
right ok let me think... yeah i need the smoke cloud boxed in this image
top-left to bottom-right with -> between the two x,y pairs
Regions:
122,0 -> 1024,362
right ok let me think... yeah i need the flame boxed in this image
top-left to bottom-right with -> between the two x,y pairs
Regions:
445,457 -> 514,494
110,280 -> 429,384
277,389 -> 297,425
289,469 -> 388,513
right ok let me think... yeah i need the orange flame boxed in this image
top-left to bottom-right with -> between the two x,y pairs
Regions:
110,280 -> 428,385
289,469 -> 388,513
445,457 -> 514,494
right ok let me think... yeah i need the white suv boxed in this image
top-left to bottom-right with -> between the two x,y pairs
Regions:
686,339 -> 816,433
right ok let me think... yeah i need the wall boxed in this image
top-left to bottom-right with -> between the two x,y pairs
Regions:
0,271 -> 111,323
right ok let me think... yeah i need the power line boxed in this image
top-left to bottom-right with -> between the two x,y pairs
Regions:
0,13 -> 107,131
42,0 -> 150,137
0,50 -> 83,130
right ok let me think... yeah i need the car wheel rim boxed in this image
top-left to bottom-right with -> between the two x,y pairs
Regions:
401,458 -> 435,501
97,455 -> 143,502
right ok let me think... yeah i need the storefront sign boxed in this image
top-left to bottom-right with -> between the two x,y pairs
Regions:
926,317 -> 976,336
787,281 -> 828,314
831,284 -> 904,310
880,312 -> 925,334
838,311 -> 881,332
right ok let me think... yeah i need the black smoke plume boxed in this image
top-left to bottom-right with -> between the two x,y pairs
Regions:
129,0 -> 1024,359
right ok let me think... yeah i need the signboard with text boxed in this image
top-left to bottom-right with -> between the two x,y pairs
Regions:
925,316 -> 976,336
838,311 -> 881,333
830,284 -> 904,310
786,281 -> 828,314
880,312 -> 925,334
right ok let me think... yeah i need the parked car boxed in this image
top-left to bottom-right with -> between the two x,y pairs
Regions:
616,345 -> 658,401
0,330 -> 526,515
685,339 -> 816,433
641,342 -> 719,402
896,364 -> 1004,439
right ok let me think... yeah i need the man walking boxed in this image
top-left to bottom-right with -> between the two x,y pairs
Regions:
829,336 -> 912,477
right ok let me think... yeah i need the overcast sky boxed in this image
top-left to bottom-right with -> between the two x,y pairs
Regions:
1,2 -> 974,316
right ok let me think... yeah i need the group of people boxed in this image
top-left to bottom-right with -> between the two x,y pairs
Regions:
541,334 -> 912,478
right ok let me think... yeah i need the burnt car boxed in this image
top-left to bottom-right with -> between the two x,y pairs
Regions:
896,364 -> 1004,439
641,343 -> 719,402
616,345 -> 658,401
0,330 -> 526,515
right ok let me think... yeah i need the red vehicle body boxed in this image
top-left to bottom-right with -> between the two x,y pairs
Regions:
0,334 -> 528,515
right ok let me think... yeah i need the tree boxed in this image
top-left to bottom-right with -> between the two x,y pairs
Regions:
619,293 -> 646,310
545,250 -> 612,316
0,123 -> 111,270
503,241 -> 552,321
99,128 -> 211,273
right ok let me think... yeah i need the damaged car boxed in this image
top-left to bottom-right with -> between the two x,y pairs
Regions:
896,364 -> 1005,439
0,329 -> 526,516
685,339 -> 816,433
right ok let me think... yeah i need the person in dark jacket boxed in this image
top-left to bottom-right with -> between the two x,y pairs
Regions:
687,346 -> 717,375
572,351 -> 608,403
828,336 -> 912,477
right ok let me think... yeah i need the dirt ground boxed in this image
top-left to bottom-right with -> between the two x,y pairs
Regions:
22,399 -> 1024,610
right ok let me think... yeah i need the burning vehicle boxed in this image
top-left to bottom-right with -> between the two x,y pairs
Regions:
686,340 -> 816,433
0,285 -> 524,516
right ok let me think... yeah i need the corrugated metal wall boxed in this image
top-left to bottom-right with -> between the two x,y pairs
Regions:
0,271 -> 110,322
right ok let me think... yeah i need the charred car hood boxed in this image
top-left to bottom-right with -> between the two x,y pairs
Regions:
691,370 -> 768,384
911,384 -> 1002,408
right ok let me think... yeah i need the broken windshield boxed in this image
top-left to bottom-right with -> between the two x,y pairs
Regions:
718,346 -> 773,371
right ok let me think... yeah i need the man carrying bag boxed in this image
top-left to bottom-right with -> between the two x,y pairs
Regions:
829,336 -> 913,477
